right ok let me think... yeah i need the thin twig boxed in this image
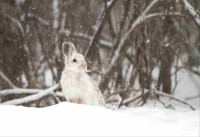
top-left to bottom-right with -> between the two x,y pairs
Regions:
0,71 -> 18,89
172,55 -> 180,94
118,88 -> 196,111
151,90 -> 196,110
63,30 -> 113,48
121,92 -> 147,106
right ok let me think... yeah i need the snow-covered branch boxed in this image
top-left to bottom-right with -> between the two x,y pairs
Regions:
0,88 -> 42,96
0,86 -> 65,98
145,12 -> 183,19
2,84 -> 60,105
182,0 -> 200,28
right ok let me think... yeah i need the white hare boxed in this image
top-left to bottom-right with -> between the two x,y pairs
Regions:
60,42 -> 105,106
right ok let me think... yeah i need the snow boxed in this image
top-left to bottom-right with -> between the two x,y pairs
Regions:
0,67 -> 199,135
173,69 -> 200,108
146,39 -> 150,44
165,43 -> 170,47
151,66 -> 200,109
0,102 -> 199,136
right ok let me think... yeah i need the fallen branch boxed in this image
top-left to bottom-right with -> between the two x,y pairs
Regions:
0,87 -> 65,98
2,84 -> 60,105
0,88 -> 42,96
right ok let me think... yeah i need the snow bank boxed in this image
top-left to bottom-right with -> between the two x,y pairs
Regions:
0,102 -> 199,136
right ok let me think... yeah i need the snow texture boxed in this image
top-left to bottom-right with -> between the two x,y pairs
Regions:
0,102 -> 199,136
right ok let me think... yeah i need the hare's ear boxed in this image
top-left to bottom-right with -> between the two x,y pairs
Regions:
62,42 -> 77,57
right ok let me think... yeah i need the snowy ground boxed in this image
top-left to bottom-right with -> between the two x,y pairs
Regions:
0,102 -> 199,136
0,66 -> 199,136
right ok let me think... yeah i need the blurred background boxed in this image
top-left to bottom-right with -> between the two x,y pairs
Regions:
0,0 -> 199,108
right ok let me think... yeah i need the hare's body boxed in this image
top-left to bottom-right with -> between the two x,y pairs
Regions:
61,70 -> 105,105
60,42 -> 105,106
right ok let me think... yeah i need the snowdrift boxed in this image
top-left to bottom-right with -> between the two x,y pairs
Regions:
0,102 -> 199,136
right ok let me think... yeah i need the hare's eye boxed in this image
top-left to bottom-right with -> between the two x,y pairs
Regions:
72,59 -> 77,62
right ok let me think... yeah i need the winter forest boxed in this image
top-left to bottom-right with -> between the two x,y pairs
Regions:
0,0 -> 200,136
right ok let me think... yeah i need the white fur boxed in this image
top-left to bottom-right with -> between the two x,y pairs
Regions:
60,42 -> 105,106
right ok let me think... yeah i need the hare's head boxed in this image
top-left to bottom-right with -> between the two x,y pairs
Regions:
62,42 -> 87,72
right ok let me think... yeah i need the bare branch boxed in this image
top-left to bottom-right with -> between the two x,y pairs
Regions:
0,13 -> 25,37
26,13 -> 50,27
121,91 -> 149,107
85,0 -> 117,57
106,0 -> 159,74
0,71 -> 18,89
63,30 -> 113,48
119,89 -> 196,111
182,0 -> 200,28
1,12 -> 36,88
151,90 -> 196,110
